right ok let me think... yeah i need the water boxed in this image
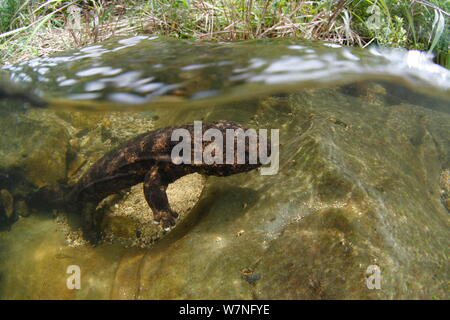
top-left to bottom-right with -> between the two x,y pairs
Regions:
0,36 -> 448,299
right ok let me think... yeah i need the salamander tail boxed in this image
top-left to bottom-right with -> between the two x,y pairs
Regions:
26,184 -> 70,211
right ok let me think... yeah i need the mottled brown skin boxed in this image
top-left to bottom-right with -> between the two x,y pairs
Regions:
29,120 -> 264,244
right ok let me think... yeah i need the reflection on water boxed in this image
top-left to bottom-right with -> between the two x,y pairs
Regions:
0,37 -> 449,299
2,36 -> 450,110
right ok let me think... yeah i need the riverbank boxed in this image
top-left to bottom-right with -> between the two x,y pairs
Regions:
0,0 -> 449,67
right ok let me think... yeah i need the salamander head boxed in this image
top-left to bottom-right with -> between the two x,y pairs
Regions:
194,120 -> 272,177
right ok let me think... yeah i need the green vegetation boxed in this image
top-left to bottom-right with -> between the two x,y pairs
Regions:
0,0 -> 449,67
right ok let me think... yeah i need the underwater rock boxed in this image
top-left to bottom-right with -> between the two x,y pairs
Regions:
66,154 -> 87,180
102,215 -> 138,239
96,173 -> 205,248
15,199 -> 29,217
55,111 -> 104,130
444,198 -> 450,211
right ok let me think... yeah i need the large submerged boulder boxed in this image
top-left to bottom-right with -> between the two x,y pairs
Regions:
0,110 -> 71,187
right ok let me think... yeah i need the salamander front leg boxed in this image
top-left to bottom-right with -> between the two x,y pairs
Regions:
81,202 -> 103,246
143,167 -> 179,230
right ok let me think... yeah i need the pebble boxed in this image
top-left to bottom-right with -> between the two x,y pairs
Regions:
240,267 -> 261,284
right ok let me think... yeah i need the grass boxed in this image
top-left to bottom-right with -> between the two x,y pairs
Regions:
0,0 -> 449,67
